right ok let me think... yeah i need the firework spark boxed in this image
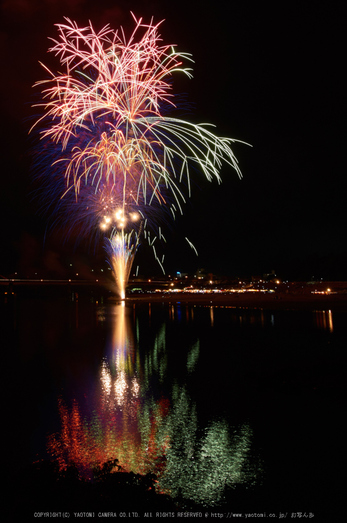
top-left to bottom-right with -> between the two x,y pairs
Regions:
106,228 -> 141,300
32,14 -> 246,298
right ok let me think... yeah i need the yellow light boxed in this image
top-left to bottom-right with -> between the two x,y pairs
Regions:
115,209 -> 124,220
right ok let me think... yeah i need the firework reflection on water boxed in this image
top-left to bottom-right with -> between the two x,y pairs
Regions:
47,302 -> 259,505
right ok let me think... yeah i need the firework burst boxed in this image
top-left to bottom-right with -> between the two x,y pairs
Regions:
32,14 -> 246,298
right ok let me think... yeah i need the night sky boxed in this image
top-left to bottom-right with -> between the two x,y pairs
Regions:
0,0 -> 345,280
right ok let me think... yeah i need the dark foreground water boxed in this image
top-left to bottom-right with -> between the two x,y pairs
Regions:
2,291 -> 345,521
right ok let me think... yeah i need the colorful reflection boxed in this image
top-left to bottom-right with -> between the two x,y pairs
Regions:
47,303 -> 258,505
314,310 -> 334,332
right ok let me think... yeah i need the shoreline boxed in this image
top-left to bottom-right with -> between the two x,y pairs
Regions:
3,279 -> 347,311
122,291 -> 347,311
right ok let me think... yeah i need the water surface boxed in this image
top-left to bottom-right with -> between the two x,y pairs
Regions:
3,293 -> 345,517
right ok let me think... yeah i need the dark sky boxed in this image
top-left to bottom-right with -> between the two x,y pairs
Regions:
0,0 -> 345,280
